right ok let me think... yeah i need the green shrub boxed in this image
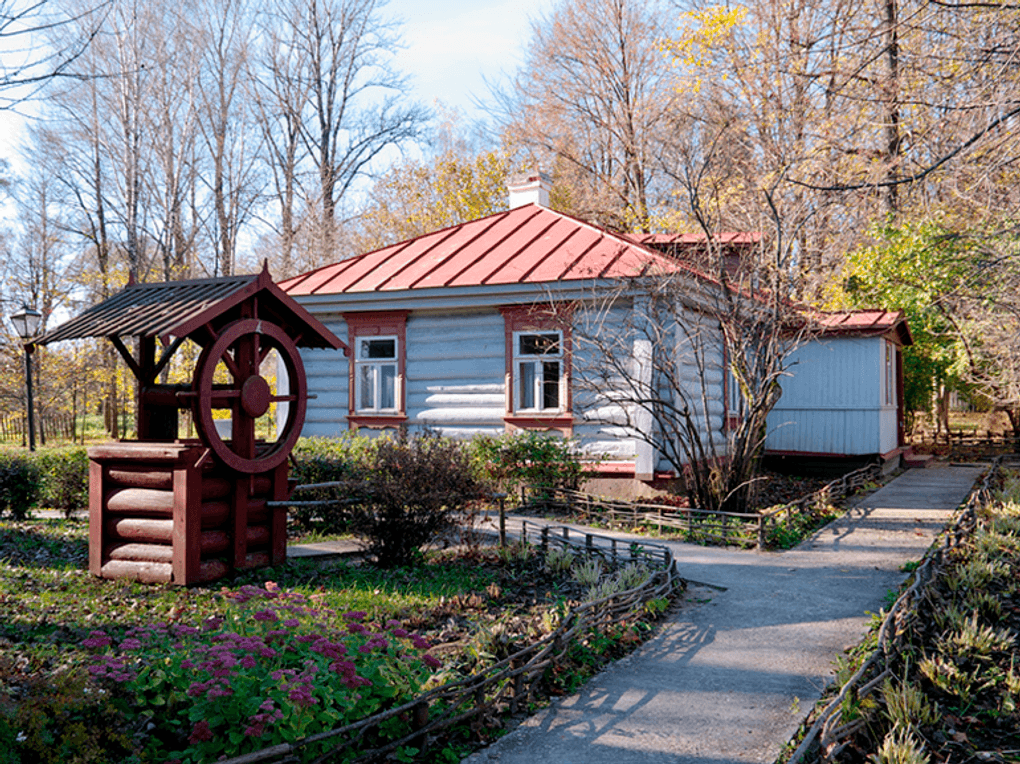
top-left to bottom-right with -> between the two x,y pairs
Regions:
350,431 -> 484,567
35,447 -> 89,518
469,431 -> 590,501
288,435 -> 379,533
0,452 -> 41,520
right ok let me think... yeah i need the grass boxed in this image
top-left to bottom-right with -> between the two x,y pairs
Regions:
0,519 -> 497,663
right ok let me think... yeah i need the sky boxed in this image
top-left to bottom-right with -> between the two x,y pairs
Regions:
388,0 -> 545,116
0,0 -> 548,174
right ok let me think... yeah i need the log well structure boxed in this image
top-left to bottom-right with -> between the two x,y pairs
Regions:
36,265 -> 346,585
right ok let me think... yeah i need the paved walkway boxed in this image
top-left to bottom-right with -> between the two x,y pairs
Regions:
461,463 -> 985,764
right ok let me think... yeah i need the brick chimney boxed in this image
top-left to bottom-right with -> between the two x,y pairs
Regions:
508,171 -> 551,209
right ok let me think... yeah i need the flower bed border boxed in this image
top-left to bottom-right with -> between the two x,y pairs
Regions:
529,462 -> 882,549
785,455 -> 1008,764
216,526 -> 682,764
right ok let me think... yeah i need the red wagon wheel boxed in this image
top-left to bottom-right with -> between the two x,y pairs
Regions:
192,319 -> 307,473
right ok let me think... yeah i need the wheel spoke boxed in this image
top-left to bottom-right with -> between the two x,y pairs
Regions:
269,394 -> 298,403
220,350 -> 240,379
258,339 -> 274,367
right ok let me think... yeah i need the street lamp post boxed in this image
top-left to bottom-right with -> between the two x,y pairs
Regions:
10,305 -> 42,451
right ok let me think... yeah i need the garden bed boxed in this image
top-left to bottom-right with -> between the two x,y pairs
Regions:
785,456 -> 1020,764
0,518 -> 682,763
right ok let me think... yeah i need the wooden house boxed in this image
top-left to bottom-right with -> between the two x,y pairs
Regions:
280,177 -> 912,491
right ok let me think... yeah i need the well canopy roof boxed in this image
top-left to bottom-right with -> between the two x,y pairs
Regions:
37,266 -> 344,350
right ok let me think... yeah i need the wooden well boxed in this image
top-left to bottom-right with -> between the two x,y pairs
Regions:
36,267 -> 346,586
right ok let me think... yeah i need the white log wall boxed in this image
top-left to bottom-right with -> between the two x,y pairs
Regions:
291,302 -> 730,470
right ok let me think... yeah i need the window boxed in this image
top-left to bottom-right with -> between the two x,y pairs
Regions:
355,336 -> 398,411
500,304 -> 574,435
884,341 -> 896,406
515,331 -> 563,411
344,311 -> 408,428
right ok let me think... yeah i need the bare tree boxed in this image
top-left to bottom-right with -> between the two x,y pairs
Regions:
281,0 -> 426,258
0,0 -> 109,109
144,5 -> 203,281
193,0 -> 264,277
573,252 -> 805,513
251,0 -> 313,275
497,0 -> 674,231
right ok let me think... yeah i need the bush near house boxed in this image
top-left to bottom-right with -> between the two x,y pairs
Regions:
35,447 -> 89,518
469,430 -> 590,501
288,435 -> 380,534
349,431 -> 486,567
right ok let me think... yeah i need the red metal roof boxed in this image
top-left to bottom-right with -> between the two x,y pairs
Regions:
281,205 -> 694,296
623,232 -> 762,246
815,310 -> 913,345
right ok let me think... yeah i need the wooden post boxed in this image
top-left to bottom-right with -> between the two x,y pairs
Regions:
269,462 -> 289,565
232,474 -> 250,571
540,526 -> 549,553
88,458 -> 105,577
498,494 -> 506,548
758,514 -> 767,550
172,451 -> 201,584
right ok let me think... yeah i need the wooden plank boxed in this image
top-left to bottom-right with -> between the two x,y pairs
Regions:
89,459 -> 105,577
107,543 -> 174,563
106,487 -> 174,516
201,501 -> 230,528
106,517 -> 174,542
100,559 -> 172,584
107,468 -> 173,491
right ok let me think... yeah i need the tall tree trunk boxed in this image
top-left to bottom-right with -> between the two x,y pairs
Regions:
884,0 -> 901,215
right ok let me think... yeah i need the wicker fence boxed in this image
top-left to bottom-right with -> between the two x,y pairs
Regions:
219,518 -> 682,764
0,411 -> 77,443
786,455 -> 1005,764
528,462 -> 883,549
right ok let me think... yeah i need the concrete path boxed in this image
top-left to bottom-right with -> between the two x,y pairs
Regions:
462,463 -> 985,764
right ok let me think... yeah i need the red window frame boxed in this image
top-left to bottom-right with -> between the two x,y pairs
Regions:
343,310 -> 408,429
499,303 -> 574,435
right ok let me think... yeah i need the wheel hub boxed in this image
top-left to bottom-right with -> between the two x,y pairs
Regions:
241,375 -> 271,417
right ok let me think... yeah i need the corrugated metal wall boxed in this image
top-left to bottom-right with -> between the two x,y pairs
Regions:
766,336 -> 896,455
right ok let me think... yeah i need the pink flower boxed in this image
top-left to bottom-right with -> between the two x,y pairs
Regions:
240,655 -> 257,669
188,720 -> 214,744
423,654 -> 442,669
82,631 -> 112,649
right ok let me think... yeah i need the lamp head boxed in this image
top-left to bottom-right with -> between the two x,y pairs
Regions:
10,305 -> 42,340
